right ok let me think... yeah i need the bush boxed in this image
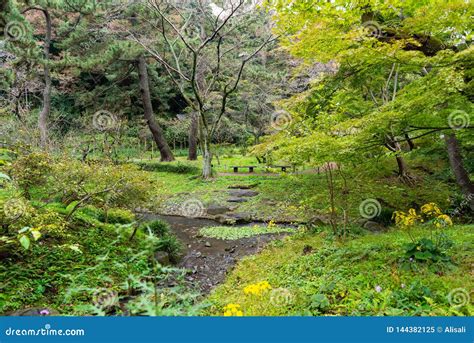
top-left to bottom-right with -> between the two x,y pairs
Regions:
9,151 -> 52,197
141,219 -> 170,236
99,208 -> 135,224
141,220 -> 182,263
154,235 -> 182,263
136,161 -> 199,174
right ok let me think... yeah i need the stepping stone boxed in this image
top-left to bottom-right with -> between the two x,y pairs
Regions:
228,212 -> 253,223
206,204 -> 230,215
228,184 -> 258,189
228,189 -> 259,197
227,197 -> 248,203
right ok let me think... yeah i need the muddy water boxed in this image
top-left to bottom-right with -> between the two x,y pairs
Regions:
142,214 -> 287,293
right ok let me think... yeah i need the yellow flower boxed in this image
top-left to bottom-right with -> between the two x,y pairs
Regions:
436,214 -> 453,227
223,303 -> 243,316
267,220 -> 277,229
243,281 -> 272,296
421,203 -> 442,216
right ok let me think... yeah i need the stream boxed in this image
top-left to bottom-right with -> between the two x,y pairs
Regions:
143,214 -> 288,293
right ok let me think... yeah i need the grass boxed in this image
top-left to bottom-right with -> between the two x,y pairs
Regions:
199,224 -> 295,240
141,153 -> 454,223
205,225 -> 474,316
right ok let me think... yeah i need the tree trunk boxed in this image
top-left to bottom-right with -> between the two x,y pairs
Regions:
445,132 -> 474,210
199,116 -> 212,179
385,135 -> 411,177
202,142 -> 212,179
38,9 -> 52,148
188,112 -> 198,160
137,55 -> 174,162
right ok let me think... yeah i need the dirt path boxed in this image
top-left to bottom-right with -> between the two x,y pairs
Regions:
143,214 -> 287,293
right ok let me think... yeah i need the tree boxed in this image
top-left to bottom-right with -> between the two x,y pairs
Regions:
131,0 -> 276,178
263,0 -> 473,196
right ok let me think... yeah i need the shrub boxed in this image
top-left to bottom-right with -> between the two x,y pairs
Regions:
141,219 -> 170,237
99,208 -> 135,224
136,161 -> 199,174
9,151 -> 52,197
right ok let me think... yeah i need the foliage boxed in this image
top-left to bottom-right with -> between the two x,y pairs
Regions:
206,225 -> 473,316
393,203 -> 454,264
99,208 -> 135,224
136,161 -> 200,175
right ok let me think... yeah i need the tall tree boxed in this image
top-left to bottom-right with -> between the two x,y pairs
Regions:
131,0 -> 276,178
137,54 -> 174,161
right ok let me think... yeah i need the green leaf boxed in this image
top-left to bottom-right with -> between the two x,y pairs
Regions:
68,244 -> 83,254
414,251 -> 432,260
19,235 -> 30,250
31,230 -> 42,241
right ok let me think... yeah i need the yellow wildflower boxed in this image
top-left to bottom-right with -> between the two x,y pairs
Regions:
421,203 -> 442,216
267,220 -> 277,229
436,214 -> 453,227
223,303 -> 243,316
243,281 -> 272,296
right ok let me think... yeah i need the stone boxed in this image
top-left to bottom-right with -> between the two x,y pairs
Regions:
215,215 -> 237,225
363,221 -> 386,232
228,184 -> 258,189
6,308 -> 59,316
228,189 -> 259,197
228,212 -> 253,223
227,197 -> 248,203
206,204 -> 230,215
205,241 -> 212,247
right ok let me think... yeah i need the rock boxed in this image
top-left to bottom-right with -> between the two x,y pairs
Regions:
228,189 -> 259,197
215,215 -> 237,225
195,251 -> 202,258
228,184 -> 258,189
206,204 -> 231,215
155,251 -> 171,265
205,241 -> 212,247
227,197 -> 248,203
363,221 -> 386,232
6,308 -> 59,316
227,212 -> 253,223
225,246 -> 236,254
